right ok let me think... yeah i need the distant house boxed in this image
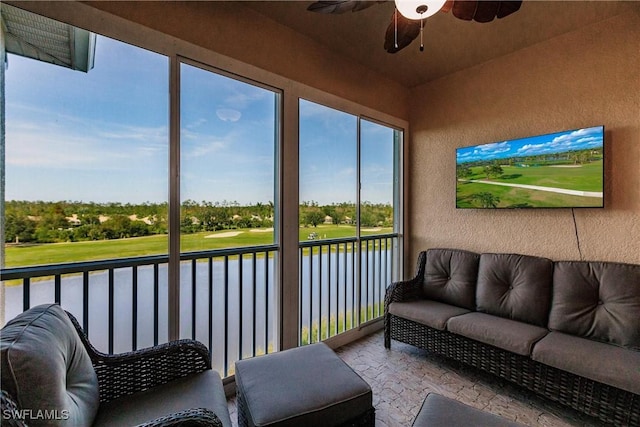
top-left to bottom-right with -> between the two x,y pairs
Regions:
129,214 -> 154,225
66,214 -> 82,226
323,215 -> 333,225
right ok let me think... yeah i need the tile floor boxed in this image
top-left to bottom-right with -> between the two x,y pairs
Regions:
228,330 -> 607,426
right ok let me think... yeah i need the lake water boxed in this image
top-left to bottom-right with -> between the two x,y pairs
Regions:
4,249 -> 392,373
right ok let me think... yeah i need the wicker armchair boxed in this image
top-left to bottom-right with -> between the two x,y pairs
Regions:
1,304 -> 231,427
383,251 -> 426,348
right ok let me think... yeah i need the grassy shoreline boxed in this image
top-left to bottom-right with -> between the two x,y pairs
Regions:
4,225 -> 393,268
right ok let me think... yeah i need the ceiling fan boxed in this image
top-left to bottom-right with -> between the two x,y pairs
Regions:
307,0 -> 523,53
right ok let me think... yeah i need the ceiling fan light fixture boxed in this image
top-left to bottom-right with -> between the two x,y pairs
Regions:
394,0 -> 447,20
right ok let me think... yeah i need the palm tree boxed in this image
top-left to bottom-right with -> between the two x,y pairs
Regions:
473,192 -> 500,208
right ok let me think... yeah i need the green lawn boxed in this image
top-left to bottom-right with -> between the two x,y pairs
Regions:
4,225 -> 393,268
457,161 -> 603,208
466,161 -> 603,191
456,182 -> 601,208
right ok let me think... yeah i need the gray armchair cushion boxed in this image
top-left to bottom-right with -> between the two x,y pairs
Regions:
422,248 -> 480,310
549,261 -> 640,350
0,304 -> 99,426
476,253 -> 553,327
93,370 -> 231,427
447,312 -> 548,356
388,300 -> 469,331
532,331 -> 640,395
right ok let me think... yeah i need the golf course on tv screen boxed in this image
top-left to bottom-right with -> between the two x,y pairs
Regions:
456,126 -> 604,209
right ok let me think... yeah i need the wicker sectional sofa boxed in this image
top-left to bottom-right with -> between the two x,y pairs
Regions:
384,248 -> 640,426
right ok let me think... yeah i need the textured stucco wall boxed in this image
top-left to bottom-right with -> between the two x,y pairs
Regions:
408,12 -> 640,266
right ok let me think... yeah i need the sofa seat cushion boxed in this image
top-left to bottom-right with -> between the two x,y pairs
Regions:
0,304 -> 99,426
93,370 -> 231,427
389,300 -> 470,331
549,261 -> 640,350
476,253 -> 553,327
422,248 -> 480,310
447,312 -> 548,356
531,331 -> 640,395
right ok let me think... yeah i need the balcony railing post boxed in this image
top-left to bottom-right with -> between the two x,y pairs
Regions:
132,266 -> 138,351
108,268 -> 114,354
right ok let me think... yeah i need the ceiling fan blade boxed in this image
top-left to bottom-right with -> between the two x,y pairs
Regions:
451,0 -> 522,22
384,11 -> 420,54
473,1 -> 499,22
440,0 -> 454,14
451,1 -> 477,21
496,1 -> 522,18
307,1 -> 381,14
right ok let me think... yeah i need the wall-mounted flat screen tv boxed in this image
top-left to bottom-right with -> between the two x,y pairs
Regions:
456,125 -> 604,209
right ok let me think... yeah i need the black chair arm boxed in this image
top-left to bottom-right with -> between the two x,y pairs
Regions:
384,251 -> 426,348
384,251 -> 426,307
134,408 -> 223,427
66,311 -> 211,403
0,390 -> 28,427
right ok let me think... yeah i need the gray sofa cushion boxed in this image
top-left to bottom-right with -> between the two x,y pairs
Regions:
0,304 -> 99,426
422,248 -> 480,310
235,342 -> 372,427
389,300 -> 469,331
412,393 -> 525,427
532,331 -> 640,395
93,370 -> 231,427
476,253 -> 553,327
549,261 -> 640,350
447,312 -> 548,356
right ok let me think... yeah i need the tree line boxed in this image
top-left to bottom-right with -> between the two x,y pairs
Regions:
457,148 -> 602,182
4,200 -> 393,244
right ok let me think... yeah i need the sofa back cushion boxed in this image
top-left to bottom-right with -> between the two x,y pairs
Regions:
0,304 -> 99,426
476,253 -> 553,327
549,261 -> 640,350
422,248 -> 480,310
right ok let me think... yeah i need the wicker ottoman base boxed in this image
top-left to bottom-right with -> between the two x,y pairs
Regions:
235,342 -> 374,427
412,393 -> 525,427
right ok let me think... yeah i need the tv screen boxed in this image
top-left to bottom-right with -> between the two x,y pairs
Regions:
456,126 -> 604,209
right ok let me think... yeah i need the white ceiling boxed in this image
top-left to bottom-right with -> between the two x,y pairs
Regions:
245,1 -> 637,88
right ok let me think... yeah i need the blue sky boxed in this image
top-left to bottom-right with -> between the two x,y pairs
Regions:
6,34 -> 395,206
456,126 -> 604,165
6,36 -> 169,204
299,100 -> 395,205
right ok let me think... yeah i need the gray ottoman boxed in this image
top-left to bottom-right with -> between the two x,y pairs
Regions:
235,342 -> 374,427
413,393 -> 525,427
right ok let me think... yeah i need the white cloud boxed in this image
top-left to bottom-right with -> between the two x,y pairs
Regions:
550,127 -> 602,148
478,141 -> 510,152
6,118 -> 167,170
184,139 -> 227,158
216,108 -> 242,122
224,87 -> 268,110
517,143 -> 551,155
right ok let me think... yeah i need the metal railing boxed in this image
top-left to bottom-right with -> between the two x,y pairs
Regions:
299,234 -> 398,345
1,234 -> 398,376
1,245 -> 277,377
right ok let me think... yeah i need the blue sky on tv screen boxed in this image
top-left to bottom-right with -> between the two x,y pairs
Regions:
456,126 -> 604,165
